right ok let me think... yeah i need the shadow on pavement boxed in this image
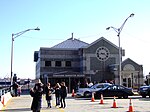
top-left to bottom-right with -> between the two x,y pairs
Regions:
2,107 -> 31,112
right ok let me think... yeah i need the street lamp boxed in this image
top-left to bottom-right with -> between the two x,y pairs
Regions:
10,27 -> 40,87
106,13 -> 134,85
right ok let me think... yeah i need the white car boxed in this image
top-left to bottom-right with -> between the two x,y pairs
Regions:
76,83 -> 112,97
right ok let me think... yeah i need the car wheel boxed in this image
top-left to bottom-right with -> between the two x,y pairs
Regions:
123,95 -> 128,99
84,91 -> 91,97
142,95 -> 146,98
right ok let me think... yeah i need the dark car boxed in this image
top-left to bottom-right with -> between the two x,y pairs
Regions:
138,85 -> 150,98
94,84 -> 134,99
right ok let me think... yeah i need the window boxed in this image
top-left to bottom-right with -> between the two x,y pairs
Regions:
65,61 -> 71,67
45,61 -> 51,66
55,61 -> 61,67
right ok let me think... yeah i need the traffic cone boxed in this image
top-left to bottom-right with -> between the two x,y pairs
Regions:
1,96 -> 4,106
111,96 -> 118,108
128,98 -> 134,112
99,94 -> 104,104
72,89 -> 75,97
91,92 -> 95,102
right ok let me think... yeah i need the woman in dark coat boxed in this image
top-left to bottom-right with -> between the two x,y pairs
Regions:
54,83 -> 61,107
60,82 -> 67,108
45,83 -> 54,108
30,79 -> 43,112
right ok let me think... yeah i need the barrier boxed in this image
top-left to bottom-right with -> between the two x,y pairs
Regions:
0,102 -> 3,110
0,92 -> 12,110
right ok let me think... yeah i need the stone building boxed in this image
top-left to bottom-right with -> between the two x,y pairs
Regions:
121,58 -> 144,88
145,73 -> 150,85
34,37 -> 144,92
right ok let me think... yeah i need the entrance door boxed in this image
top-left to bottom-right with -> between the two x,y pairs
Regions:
48,78 -> 69,88
123,77 -> 132,88
48,77 -> 85,93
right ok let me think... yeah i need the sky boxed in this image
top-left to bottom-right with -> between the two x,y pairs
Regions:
0,0 -> 150,79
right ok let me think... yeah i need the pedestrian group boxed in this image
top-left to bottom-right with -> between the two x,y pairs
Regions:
30,79 -> 68,112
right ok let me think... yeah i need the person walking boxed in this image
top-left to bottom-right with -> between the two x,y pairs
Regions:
45,82 -> 54,108
30,79 -> 43,112
60,82 -> 67,108
54,83 -> 61,107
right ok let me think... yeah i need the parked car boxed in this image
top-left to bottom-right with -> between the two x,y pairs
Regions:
76,83 -> 112,97
138,85 -> 150,98
94,84 -> 134,99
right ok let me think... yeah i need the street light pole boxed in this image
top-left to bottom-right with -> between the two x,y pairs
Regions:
106,13 -> 134,85
10,27 -> 40,87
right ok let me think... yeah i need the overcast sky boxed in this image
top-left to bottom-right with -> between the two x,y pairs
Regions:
1,0 -> 150,79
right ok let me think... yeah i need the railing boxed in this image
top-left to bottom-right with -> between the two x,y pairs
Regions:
0,87 -> 11,100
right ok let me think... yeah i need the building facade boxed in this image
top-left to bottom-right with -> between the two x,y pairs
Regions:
145,73 -> 150,85
122,58 -> 144,89
34,37 -> 144,92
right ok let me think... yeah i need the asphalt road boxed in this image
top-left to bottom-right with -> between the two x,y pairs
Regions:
1,94 -> 150,112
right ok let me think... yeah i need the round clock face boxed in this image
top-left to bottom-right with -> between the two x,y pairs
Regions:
96,46 -> 110,61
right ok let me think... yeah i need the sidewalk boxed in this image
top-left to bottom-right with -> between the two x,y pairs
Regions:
2,93 -> 145,112
2,95 -> 32,112
1,94 -> 66,112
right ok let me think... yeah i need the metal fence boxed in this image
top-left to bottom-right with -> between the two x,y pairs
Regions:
0,87 -> 11,100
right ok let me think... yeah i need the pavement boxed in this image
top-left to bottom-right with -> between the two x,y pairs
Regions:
1,93 -> 150,112
1,94 -> 32,112
1,94 -> 70,112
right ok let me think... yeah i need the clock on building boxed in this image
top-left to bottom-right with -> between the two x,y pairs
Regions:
96,46 -> 110,61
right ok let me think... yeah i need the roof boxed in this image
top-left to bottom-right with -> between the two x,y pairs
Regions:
52,37 -> 89,49
85,37 -> 119,49
122,58 -> 142,66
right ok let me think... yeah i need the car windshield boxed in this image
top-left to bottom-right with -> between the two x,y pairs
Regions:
90,83 -> 111,89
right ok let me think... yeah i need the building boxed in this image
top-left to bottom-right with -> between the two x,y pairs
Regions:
121,58 -> 144,89
34,37 -> 144,92
145,73 -> 150,85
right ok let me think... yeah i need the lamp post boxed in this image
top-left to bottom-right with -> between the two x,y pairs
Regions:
10,27 -> 40,87
106,13 -> 134,85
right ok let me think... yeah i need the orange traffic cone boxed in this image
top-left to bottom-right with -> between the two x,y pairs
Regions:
72,89 -> 75,97
111,96 -> 118,108
1,96 -> 4,106
128,98 -> 134,112
91,92 -> 95,102
99,94 -> 104,104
